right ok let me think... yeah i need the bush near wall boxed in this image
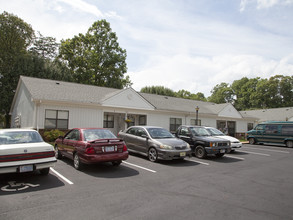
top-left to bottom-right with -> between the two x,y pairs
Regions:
43,129 -> 65,142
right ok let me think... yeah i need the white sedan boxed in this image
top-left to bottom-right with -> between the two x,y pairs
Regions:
0,129 -> 56,175
205,127 -> 242,152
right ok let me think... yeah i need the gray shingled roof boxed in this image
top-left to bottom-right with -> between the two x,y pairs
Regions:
240,107 -> 293,122
18,76 -> 239,117
21,76 -> 120,104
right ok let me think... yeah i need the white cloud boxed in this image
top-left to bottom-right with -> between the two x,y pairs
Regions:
129,53 -> 293,97
56,0 -> 103,17
240,0 -> 293,11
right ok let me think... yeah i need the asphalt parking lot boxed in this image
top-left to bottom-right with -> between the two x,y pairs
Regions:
1,144 -> 293,220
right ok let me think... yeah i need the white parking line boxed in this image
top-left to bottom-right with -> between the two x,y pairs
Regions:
187,159 -> 210,166
50,168 -> 74,185
122,161 -> 157,173
224,155 -> 245,160
238,150 -> 270,157
244,146 -> 290,154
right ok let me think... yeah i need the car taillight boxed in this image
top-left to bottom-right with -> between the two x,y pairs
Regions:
122,144 -> 127,152
85,147 -> 95,154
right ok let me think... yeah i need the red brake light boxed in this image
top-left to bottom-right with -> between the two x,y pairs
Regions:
85,147 -> 95,154
123,144 -> 127,152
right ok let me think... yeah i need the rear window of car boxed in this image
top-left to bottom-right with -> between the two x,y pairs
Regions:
0,131 -> 43,145
83,129 -> 116,141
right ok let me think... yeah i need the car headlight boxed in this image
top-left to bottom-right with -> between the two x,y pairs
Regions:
186,143 -> 190,149
159,144 -> 173,150
209,142 -> 217,147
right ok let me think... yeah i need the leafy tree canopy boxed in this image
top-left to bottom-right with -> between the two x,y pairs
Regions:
0,11 -> 71,127
59,19 -> 131,89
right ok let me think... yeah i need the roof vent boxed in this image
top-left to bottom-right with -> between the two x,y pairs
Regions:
56,82 -> 60,85
164,97 -> 168,99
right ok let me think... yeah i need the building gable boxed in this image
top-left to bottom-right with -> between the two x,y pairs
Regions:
218,104 -> 242,118
101,88 -> 155,110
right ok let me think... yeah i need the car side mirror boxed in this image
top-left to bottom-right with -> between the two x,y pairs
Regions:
141,134 -> 149,139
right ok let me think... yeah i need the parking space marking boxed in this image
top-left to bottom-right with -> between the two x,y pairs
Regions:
224,155 -> 245,160
238,150 -> 270,157
187,159 -> 210,165
122,161 -> 157,173
244,146 -> 290,154
50,168 -> 74,185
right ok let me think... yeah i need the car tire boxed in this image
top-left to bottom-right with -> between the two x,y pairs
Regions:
195,145 -> 207,159
39,168 -> 50,175
148,147 -> 158,162
286,140 -> 293,148
112,160 -> 122,166
215,153 -> 225,158
249,137 -> 256,145
73,153 -> 83,170
55,145 -> 62,159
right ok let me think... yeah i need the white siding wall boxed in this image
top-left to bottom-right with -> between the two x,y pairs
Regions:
11,84 -> 35,128
38,104 -> 103,129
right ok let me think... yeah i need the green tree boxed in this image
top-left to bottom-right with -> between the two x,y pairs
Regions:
30,32 -> 59,59
208,83 -> 234,104
0,11 -> 72,127
176,90 -> 206,101
232,77 -> 260,110
59,19 -> 131,89
0,11 -> 34,127
140,86 -> 176,96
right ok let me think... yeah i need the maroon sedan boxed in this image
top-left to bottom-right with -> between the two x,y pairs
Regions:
54,128 -> 128,170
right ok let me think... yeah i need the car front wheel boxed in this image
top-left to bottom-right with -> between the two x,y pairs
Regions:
195,145 -> 207,159
286,140 -> 293,148
55,145 -> 62,159
73,153 -> 83,170
249,137 -> 256,145
148,147 -> 158,162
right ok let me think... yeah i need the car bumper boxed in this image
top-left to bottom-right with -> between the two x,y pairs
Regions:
157,149 -> 192,160
0,157 -> 57,174
204,146 -> 231,155
231,142 -> 242,149
79,151 -> 129,164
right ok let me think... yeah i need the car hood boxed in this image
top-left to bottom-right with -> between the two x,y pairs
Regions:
153,138 -> 187,146
0,142 -> 54,155
195,136 -> 229,143
213,135 -> 240,143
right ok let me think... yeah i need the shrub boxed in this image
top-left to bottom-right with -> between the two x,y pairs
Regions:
44,129 -> 65,142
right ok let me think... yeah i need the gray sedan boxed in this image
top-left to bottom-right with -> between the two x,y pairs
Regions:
118,126 -> 191,162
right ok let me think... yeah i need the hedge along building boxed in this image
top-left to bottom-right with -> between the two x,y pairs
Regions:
10,76 -> 257,137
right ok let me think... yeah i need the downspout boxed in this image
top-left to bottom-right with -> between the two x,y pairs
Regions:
34,100 -> 42,132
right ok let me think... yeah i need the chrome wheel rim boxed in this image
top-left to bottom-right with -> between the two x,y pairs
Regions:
148,148 -> 157,162
74,154 -> 79,169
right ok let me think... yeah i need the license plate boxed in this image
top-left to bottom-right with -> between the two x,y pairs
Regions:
105,146 -> 115,152
180,152 -> 186,157
19,165 -> 33,173
220,149 -> 225,153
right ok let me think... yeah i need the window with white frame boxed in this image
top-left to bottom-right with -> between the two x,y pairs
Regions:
45,110 -> 69,129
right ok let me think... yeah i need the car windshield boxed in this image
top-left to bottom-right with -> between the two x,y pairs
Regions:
207,128 -> 225,136
84,129 -> 117,141
0,130 -> 43,145
190,127 -> 211,136
147,128 -> 174,139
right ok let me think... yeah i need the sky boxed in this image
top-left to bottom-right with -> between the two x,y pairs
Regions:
1,0 -> 293,97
